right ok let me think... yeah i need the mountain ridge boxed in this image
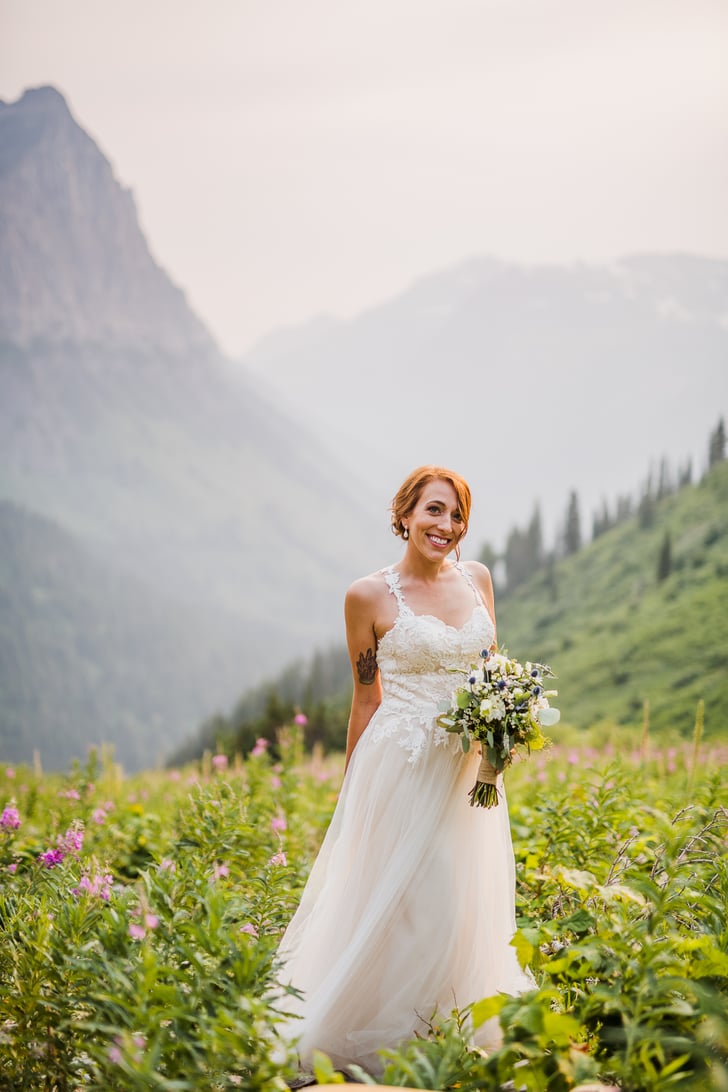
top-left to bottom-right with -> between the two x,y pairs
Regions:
0,85 -> 383,767
0,86 -> 213,354
238,251 -> 728,552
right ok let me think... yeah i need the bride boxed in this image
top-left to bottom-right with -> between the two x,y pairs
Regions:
276,466 -> 533,1078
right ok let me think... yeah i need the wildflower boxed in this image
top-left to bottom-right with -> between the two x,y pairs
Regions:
108,1043 -> 123,1064
92,808 -> 107,825
212,753 -> 228,770
8,862 -> 17,873
60,788 -> 81,801
128,923 -> 146,940
270,774 -> 282,790
240,922 -> 258,938
62,824 -> 84,855
271,815 -> 287,833
159,857 -> 176,872
251,737 -> 269,757
293,713 -> 308,726
211,862 -> 230,881
145,913 -> 159,930
72,870 -> 114,901
168,769 -> 181,781
268,850 -> 287,867
39,847 -> 65,868
1,805 -> 20,830
5,768 -> 15,779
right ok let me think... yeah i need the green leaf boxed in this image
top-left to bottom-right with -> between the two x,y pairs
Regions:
312,1049 -> 344,1083
510,929 -> 535,971
471,993 -> 506,1029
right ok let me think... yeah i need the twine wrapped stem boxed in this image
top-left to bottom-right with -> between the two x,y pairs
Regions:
468,750 -> 500,808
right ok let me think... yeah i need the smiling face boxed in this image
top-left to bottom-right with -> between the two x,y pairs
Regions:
403,478 -> 466,559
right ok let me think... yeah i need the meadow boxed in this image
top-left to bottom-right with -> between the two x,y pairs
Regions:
1,720 -> 727,1091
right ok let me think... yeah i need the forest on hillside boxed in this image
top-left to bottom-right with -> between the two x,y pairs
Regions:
171,420 -> 728,765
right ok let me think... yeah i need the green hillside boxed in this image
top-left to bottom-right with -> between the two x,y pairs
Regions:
0,502 -> 283,770
496,460 -> 728,739
195,460 -> 728,758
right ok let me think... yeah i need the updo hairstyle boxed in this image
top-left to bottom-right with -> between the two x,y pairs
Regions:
390,466 -> 472,540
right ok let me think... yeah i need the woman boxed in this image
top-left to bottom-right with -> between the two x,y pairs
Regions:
277,466 -> 533,1078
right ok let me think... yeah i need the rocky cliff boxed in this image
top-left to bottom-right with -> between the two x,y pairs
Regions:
0,86 -> 212,353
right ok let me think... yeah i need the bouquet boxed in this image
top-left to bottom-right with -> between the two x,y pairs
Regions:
438,649 -> 560,807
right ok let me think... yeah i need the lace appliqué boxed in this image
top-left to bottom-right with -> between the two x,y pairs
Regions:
371,566 -> 495,765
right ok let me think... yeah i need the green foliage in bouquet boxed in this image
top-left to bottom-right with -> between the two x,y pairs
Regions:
438,649 -> 560,806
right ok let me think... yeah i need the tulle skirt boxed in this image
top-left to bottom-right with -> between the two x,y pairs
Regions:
276,721 -> 534,1076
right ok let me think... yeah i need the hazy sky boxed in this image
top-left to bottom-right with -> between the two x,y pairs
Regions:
2,0 -> 727,356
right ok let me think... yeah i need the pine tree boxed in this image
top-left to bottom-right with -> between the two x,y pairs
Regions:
657,457 -> 673,500
563,491 -> 581,556
677,458 -> 693,489
709,418 -> 726,467
527,506 -> 543,569
657,530 -> 672,582
638,472 -> 656,529
478,541 -> 499,574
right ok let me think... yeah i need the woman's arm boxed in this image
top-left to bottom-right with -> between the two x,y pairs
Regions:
343,579 -> 383,771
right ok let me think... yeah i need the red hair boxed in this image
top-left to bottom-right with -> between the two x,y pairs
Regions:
390,465 -> 472,539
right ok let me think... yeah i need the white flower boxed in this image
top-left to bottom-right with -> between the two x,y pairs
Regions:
480,696 -> 506,721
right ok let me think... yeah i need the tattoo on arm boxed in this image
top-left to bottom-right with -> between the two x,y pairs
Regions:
356,648 -> 377,685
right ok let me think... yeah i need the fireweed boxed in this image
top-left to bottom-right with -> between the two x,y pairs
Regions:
0,732 -> 726,1090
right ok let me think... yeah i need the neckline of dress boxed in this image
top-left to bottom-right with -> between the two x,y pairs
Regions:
382,563 -> 487,631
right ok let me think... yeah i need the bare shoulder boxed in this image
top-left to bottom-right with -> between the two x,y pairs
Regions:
345,569 -> 389,614
462,559 -> 493,596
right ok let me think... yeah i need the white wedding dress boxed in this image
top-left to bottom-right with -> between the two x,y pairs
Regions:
276,563 -> 533,1077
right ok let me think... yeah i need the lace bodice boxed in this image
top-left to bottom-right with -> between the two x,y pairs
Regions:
371,564 -> 496,764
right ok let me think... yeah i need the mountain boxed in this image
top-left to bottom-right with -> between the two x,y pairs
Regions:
240,254 -> 728,553
0,502 -> 269,770
0,86 -> 212,353
0,86 -> 385,768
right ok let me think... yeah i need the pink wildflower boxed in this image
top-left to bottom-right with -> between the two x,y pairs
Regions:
294,713 -> 308,726
128,923 -> 146,940
92,808 -> 107,825
1,805 -> 20,830
268,851 -> 287,867
5,768 -> 15,779
211,862 -> 230,880
108,1043 -> 123,1064
72,870 -> 114,901
240,923 -> 258,938
62,825 -> 84,855
168,769 -> 181,781
270,774 -> 282,790
7,862 -> 17,873
39,847 -> 65,868
61,788 -> 81,801
251,737 -> 269,757
159,857 -> 176,873
271,815 -> 287,833
144,913 -> 159,930
212,753 -> 228,770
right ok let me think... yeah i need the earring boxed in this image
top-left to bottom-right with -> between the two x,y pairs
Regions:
402,525 -> 409,540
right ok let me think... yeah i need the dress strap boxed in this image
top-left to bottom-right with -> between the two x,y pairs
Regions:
454,561 -> 485,606
381,566 -> 411,614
